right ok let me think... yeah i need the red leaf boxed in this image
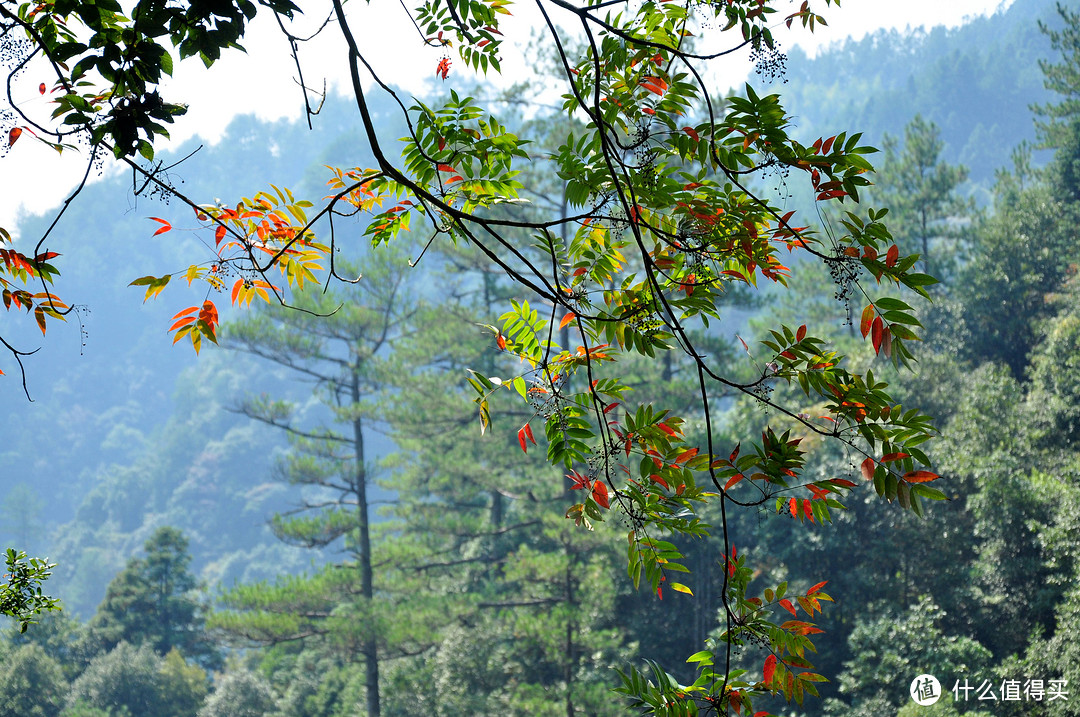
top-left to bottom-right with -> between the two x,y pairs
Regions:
231,279 -> 243,304
496,334 -> 506,350
788,497 -> 797,517
438,137 -> 446,151
860,304 -> 874,338
803,499 -> 814,522
763,654 -> 778,685
903,470 -> 939,483
807,580 -> 828,594
860,457 -> 875,481
38,82 -> 46,95
880,452 -> 909,463
886,244 -> 899,267
822,135 -> 836,154
641,76 -> 668,95
871,316 -> 884,353
729,442 -> 741,462
641,107 -> 655,115
8,127 -> 22,146
214,225 -> 226,246
657,422 -> 676,436
559,311 -> 576,330
437,163 -> 456,173
592,480 -> 610,508
149,217 -> 172,236
524,422 -> 536,445
683,126 -> 699,142
649,473 -> 669,489
517,426 -> 528,453
796,324 -> 806,342
603,402 -> 620,415
779,598 -> 797,616
724,473 -> 744,491
435,57 -> 451,80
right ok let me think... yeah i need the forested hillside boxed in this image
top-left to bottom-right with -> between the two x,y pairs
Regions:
1,0 -> 1078,714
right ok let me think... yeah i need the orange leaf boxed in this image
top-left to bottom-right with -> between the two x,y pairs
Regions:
657,423 -> 676,436
524,422 -> 536,445
880,452 -> 909,463
641,76 -> 668,95
38,83 -> 46,95
437,163 -> 456,172
803,499 -> 814,522
7,127 -> 22,147
788,497 -> 797,517
517,426 -> 528,453
559,311 -> 576,330
215,225 -> 227,246
860,304 -> 875,338
231,279 -> 243,304
903,470 -> 939,483
149,217 -> 172,236
675,448 -> 698,464
169,315 -> 196,332
592,480 -> 610,508
779,598 -> 797,616
496,334 -> 506,350
860,457 -> 875,481
724,473 -> 744,491
807,580 -> 827,594
199,300 -> 219,328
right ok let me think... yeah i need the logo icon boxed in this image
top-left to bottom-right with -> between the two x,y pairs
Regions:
910,674 -> 942,705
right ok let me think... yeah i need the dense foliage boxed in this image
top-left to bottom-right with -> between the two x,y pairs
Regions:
1,0 -> 1079,715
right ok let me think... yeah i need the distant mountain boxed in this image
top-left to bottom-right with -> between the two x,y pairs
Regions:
774,0 -> 1059,192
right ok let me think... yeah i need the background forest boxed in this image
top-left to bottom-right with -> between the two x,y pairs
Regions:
1,0 -> 1078,714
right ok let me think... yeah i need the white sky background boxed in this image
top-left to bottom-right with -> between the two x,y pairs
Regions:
0,0 -> 1013,233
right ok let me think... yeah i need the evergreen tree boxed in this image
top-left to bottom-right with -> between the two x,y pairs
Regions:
88,527 -> 218,669
1034,2 -> 1080,147
874,115 -> 974,281
211,247 -> 424,717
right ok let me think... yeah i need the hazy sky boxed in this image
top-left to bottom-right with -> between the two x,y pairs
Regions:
1,0 -> 1013,230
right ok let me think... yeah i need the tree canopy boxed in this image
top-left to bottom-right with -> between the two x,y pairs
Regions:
0,0 -> 953,712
